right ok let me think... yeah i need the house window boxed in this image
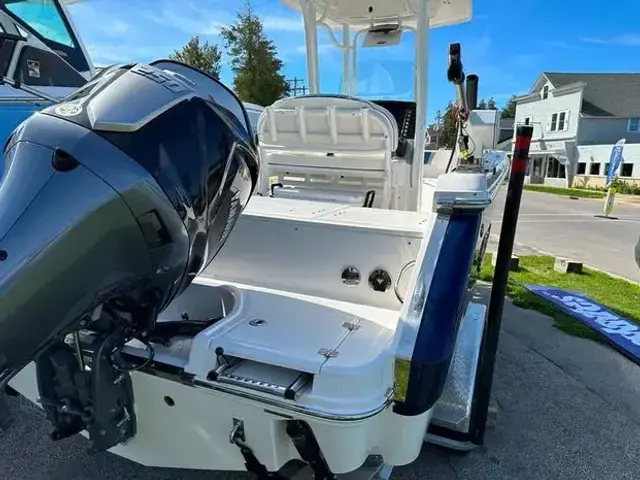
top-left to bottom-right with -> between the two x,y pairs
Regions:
520,116 -> 531,125
547,157 -> 566,179
576,162 -> 586,174
558,112 -> 566,131
548,111 -> 569,132
628,117 -> 640,132
542,85 -> 549,100
621,163 -> 634,177
604,163 -> 610,176
590,163 -> 600,175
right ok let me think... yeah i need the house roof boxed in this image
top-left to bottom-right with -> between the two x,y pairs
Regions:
544,72 -> 640,117
500,117 -> 514,129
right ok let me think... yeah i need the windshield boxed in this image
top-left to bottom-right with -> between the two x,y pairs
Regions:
1,0 -> 90,74
4,0 -> 74,46
246,110 -> 261,136
355,29 -> 415,101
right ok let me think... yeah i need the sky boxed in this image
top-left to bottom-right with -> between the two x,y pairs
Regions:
66,0 -> 640,122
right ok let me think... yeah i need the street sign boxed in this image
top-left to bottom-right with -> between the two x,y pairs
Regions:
606,138 -> 626,186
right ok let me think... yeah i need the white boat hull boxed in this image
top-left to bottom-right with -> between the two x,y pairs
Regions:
10,361 -> 430,473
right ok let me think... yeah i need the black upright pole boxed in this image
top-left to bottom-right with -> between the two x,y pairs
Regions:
466,74 -> 479,111
471,125 -> 534,445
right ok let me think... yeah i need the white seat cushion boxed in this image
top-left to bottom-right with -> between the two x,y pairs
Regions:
256,95 -> 399,208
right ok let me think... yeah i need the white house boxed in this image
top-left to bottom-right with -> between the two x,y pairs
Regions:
514,72 -> 640,188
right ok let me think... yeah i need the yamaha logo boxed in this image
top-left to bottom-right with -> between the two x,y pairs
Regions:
55,103 -> 83,117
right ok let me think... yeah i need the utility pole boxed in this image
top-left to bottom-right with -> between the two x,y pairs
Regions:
286,77 -> 307,96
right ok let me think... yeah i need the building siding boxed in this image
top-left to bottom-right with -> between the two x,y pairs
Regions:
515,85 -> 582,143
573,143 -> 640,187
578,117 -> 640,145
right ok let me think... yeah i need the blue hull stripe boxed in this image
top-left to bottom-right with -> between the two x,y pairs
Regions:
394,210 -> 482,416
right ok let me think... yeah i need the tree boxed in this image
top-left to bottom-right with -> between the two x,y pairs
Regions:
169,36 -> 222,79
500,95 -> 517,118
221,1 -> 290,105
427,109 -> 444,147
438,102 -> 458,148
476,97 -> 497,110
434,109 -> 443,128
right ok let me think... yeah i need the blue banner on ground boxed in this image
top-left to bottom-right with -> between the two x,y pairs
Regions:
525,284 -> 640,363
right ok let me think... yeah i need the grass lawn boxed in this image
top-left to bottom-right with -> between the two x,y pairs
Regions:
523,184 -> 605,199
480,255 -> 640,340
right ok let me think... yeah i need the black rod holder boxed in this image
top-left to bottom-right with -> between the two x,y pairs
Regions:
470,125 -> 534,445
466,74 -> 479,111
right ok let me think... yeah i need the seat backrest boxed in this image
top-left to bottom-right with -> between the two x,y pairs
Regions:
256,95 -> 399,208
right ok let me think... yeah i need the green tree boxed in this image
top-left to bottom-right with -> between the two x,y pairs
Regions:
221,1 -> 290,105
500,95 -> 517,118
434,109 -> 443,127
439,102 -> 458,148
476,97 -> 497,110
427,109 -> 443,147
169,36 -> 222,79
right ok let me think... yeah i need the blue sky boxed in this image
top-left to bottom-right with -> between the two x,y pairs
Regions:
67,0 -> 640,121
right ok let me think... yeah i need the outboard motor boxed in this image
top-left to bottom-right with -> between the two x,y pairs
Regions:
0,60 -> 258,450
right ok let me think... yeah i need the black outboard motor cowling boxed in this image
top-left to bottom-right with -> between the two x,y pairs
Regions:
0,60 -> 258,449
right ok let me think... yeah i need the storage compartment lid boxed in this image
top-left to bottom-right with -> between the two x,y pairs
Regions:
211,290 -> 362,374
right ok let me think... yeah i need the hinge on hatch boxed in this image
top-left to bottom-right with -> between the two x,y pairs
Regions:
341,321 -> 360,331
317,348 -> 339,358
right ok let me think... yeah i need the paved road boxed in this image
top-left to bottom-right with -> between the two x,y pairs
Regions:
2,286 -> 639,480
487,190 -> 640,283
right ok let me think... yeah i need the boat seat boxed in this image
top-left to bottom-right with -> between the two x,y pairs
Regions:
256,95 -> 399,209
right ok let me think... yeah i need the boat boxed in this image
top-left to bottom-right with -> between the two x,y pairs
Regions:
0,0 -> 94,144
0,0 -> 516,478
0,0 -> 263,148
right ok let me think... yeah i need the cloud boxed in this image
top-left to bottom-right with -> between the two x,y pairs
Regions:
66,2 -> 131,37
99,19 -> 130,37
86,43 -> 171,65
146,4 -> 303,37
580,35 -> 640,46
262,16 -> 304,32
544,40 -> 573,49
292,43 -> 334,55
147,7 -> 227,36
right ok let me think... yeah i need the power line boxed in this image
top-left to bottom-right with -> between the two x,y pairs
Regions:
286,77 -> 307,96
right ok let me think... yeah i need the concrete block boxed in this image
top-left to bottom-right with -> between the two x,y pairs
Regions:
554,257 -> 583,274
491,253 -> 520,271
